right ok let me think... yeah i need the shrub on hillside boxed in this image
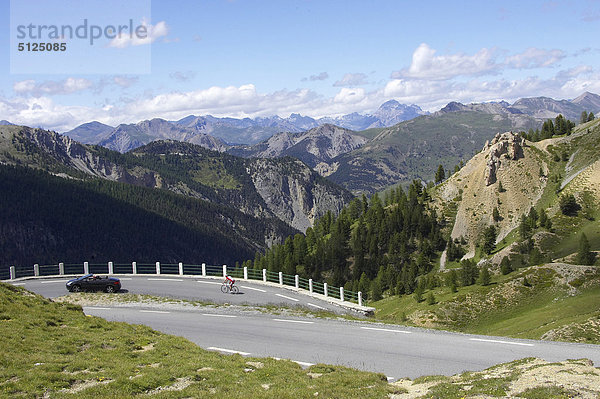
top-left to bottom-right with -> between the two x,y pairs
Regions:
559,194 -> 580,216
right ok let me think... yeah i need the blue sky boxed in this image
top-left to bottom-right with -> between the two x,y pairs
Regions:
2,0 -> 600,131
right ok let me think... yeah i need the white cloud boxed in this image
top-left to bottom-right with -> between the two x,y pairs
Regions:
3,64 -> 600,132
301,72 -> 329,82
13,78 -> 93,97
112,76 -> 139,88
170,71 -> 197,82
333,73 -> 369,87
333,88 -> 366,104
108,20 -> 169,48
505,48 -> 565,69
392,43 -> 499,80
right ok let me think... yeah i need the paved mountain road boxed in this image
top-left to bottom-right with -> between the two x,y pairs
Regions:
83,305 -> 600,380
11,276 -> 600,380
15,275 -> 347,314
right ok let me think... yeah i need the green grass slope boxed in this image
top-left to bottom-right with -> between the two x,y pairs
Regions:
0,283 -> 390,398
373,264 -> 600,344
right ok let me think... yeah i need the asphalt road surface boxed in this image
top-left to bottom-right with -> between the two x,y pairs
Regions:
11,276 -> 600,380
15,275 -> 347,314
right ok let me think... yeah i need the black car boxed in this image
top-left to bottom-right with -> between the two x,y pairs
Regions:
66,274 -> 121,293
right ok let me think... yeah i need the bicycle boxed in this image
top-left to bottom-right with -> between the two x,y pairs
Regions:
221,280 -> 239,294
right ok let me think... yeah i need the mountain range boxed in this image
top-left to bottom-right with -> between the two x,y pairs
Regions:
0,124 -> 356,267
62,100 -> 428,151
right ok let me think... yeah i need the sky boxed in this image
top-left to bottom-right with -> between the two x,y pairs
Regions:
2,0 -> 600,131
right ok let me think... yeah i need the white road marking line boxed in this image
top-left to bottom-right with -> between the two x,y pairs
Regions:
273,318 -> 314,324
139,310 -> 171,314
41,280 -> 70,283
275,293 -> 300,302
147,278 -> 183,282
293,360 -> 315,367
86,307 -> 111,310
241,285 -> 267,292
273,357 -> 315,367
469,338 -> 534,347
306,303 -> 326,310
119,278 -> 132,280
207,347 -> 251,356
202,314 -> 237,318
11,283 -> 25,286
197,281 -> 223,285
361,327 -> 411,334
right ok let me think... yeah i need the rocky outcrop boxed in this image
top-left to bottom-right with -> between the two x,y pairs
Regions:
229,124 -> 368,168
247,158 -> 353,232
4,127 -> 352,233
483,132 -> 525,185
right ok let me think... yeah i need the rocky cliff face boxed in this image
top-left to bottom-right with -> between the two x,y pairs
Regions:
229,124 -> 368,168
247,158 -> 353,232
483,132 -> 526,186
2,126 -> 352,233
96,118 -> 229,153
433,131 -> 548,255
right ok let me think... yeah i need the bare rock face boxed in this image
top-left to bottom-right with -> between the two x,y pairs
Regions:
247,158 -> 352,232
483,132 -> 525,186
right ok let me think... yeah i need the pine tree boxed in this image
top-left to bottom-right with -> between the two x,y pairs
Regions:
588,112 -> 595,122
529,247 -> 544,266
581,111 -> 589,124
426,291 -> 436,305
460,259 -> 478,286
414,284 -> 424,303
481,225 -> 497,254
500,256 -> 512,275
478,265 -> 491,286
559,194 -> 579,216
435,164 -> 445,184
492,207 -> 501,222
498,180 -> 505,193
576,233 -> 596,265
519,214 -> 532,239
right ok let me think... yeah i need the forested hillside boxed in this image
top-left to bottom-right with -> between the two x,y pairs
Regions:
0,164 -> 296,268
243,181 -> 445,298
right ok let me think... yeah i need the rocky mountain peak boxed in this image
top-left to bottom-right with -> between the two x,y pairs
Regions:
483,131 -> 525,186
440,101 -> 468,113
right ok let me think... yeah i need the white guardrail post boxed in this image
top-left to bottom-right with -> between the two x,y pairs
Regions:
243,267 -> 248,280
295,275 -> 299,288
223,264 -> 227,277
83,261 -> 89,275
34,264 -> 39,277
358,291 -> 363,307
278,271 -> 283,285
323,282 -> 328,297
132,261 -> 137,275
178,262 -> 183,276
156,262 -> 161,275
59,262 -> 64,275
340,287 -> 344,302
108,261 -> 114,275
309,278 -> 313,293
262,269 -> 267,282
9,266 -> 15,280
201,263 -> 206,276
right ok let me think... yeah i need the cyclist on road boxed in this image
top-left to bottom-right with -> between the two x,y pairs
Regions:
224,275 -> 235,290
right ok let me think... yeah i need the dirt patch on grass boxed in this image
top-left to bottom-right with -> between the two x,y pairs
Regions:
390,358 -> 600,399
146,377 -> 194,395
60,378 -> 112,394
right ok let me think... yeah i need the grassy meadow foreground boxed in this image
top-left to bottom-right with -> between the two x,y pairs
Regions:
1,283 -> 600,398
